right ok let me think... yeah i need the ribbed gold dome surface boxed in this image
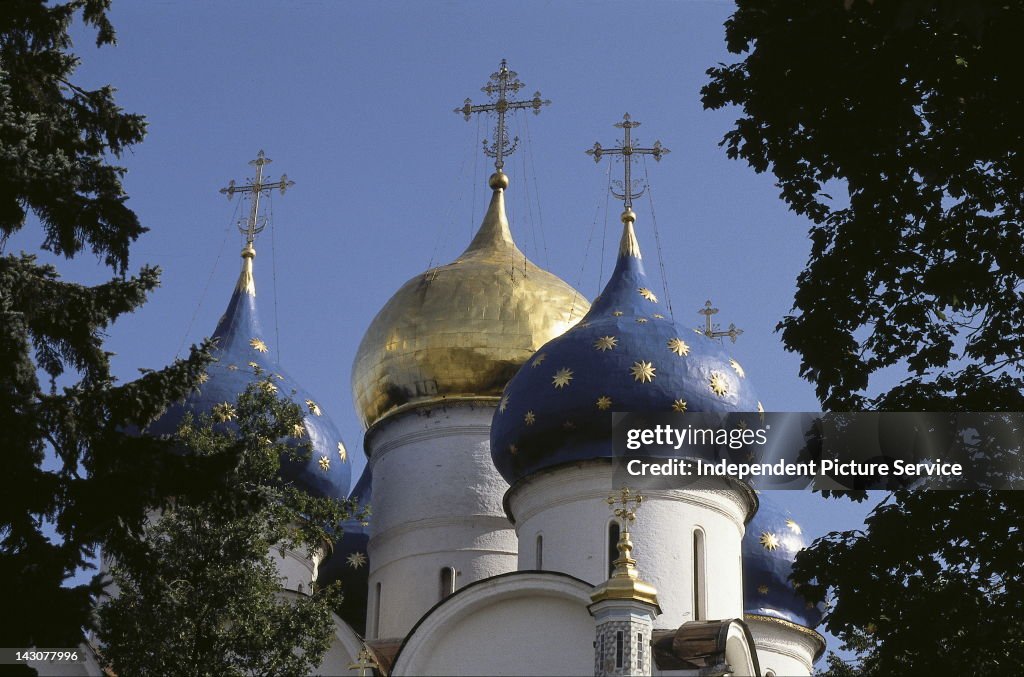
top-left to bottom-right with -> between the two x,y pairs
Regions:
352,173 -> 589,429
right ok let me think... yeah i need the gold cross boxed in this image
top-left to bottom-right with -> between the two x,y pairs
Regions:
607,486 -> 644,529
586,113 -> 670,211
219,150 -> 294,247
347,646 -> 379,677
698,299 -> 744,343
455,59 -> 551,171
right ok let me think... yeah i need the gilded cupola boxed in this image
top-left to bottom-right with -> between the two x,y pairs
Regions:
351,170 -> 589,429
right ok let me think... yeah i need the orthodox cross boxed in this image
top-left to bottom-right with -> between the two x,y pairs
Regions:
347,646 -> 379,677
698,300 -> 744,343
586,113 -> 670,211
455,59 -> 551,171
607,486 -> 644,532
219,150 -> 294,246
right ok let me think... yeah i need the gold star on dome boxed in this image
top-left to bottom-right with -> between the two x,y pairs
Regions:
759,532 -> 780,551
667,337 -> 690,356
758,584 -> 769,595
524,410 -> 536,425
508,443 -> 518,456
578,321 -> 591,328
532,353 -> 547,368
196,372 -> 209,385
693,328 -> 704,336
594,335 -> 618,351
306,399 -> 322,416
709,372 -> 729,397
337,441 -> 348,462
612,310 -> 624,317
499,395 -> 509,413
318,455 -> 331,472
552,368 -> 574,388
672,399 -> 687,413
596,395 -> 612,410
785,518 -> 802,535
250,337 -> 269,353
653,313 -> 665,319
563,420 -> 576,430
274,373 -> 285,381
292,423 -> 306,438
227,364 -> 239,371
730,358 -> 746,379
630,361 -> 656,383
212,402 -> 236,422
638,287 -> 658,303
636,317 -> 648,324
248,361 -> 261,371
347,552 -> 367,569
261,381 -> 278,394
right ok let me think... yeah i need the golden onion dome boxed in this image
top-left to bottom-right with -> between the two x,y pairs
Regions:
352,172 -> 590,429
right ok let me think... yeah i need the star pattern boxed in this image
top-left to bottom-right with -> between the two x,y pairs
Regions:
250,337 -> 269,353
594,335 -> 618,351
758,584 -> 769,595
338,441 -> 348,462
630,361 -> 656,383
672,399 -> 687,413
347,552 -> 367,569
292,423 -> 306,438
261,381 -> 279,394
318,455 -> 331,471
196,372 -> 210,385
759,532 -> 780,551
612,310 -> 624,317
524,410 -> 536,425
596,396 -> 612,411
667,337 -> 690,356
638,287 -> 658,303
499,395 -> 509,413
532,353 -> 547,368
653,314 -> 665,319
248,361 -> 259,369
709,372 -> 729,397
212,402 -> 236,422
563,420 -> 576,430
636,317 -> 648,324
306,399 -> 322,416
227,364 -> 239,371
552,368 -> 574,388
785,519 -> 802,535
730,358 -> 746,379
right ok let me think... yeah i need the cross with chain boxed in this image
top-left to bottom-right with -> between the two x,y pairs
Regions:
455,59 -> 551,171
698,300 -> 744,343
347,646 -> 379,677
607,486 -> 644,530
586,113 -> 670,211
219,150 -> 294,246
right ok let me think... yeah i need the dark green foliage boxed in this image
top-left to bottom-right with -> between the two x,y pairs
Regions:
97,380 -> 355,677
702,0 -> 1024,412
0,0 -> 215,658
703,1 -> 1024,673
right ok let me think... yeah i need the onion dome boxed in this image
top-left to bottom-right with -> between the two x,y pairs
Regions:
148,244 -> 351,499
491,210 -> 760,486
318,465 -> 371,633
351,171 -> 590,429
742,495 -> 824,628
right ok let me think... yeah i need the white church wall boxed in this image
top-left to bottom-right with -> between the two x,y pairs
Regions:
269,543 -> 321,595
366,402 -> 518,638
392,571 -> 594,676
313,612 -> 368,676
508,461 -> 753,629
746,615 -> 822,677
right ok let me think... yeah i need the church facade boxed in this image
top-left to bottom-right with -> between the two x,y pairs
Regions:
48,63 -> 825,677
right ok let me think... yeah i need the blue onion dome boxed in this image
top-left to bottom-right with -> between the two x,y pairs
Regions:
147,244 -> 351,499
742,495 -> 824,628
491,209 -> 761,486
318,465 -> 371,633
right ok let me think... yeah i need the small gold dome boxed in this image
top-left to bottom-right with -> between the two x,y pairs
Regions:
352,173 -> 589,429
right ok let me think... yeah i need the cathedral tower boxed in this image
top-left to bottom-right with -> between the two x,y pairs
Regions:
351,61 -> 589,639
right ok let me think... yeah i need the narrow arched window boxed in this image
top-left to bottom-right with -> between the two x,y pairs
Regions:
608,521 -> 621,577
440,566 -> 455,600
693,527 -> 707,620
535,534 -> 544,569
373,582 -> 382,638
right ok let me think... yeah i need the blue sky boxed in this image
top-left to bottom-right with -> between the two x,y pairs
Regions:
11,0 -> 881,656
